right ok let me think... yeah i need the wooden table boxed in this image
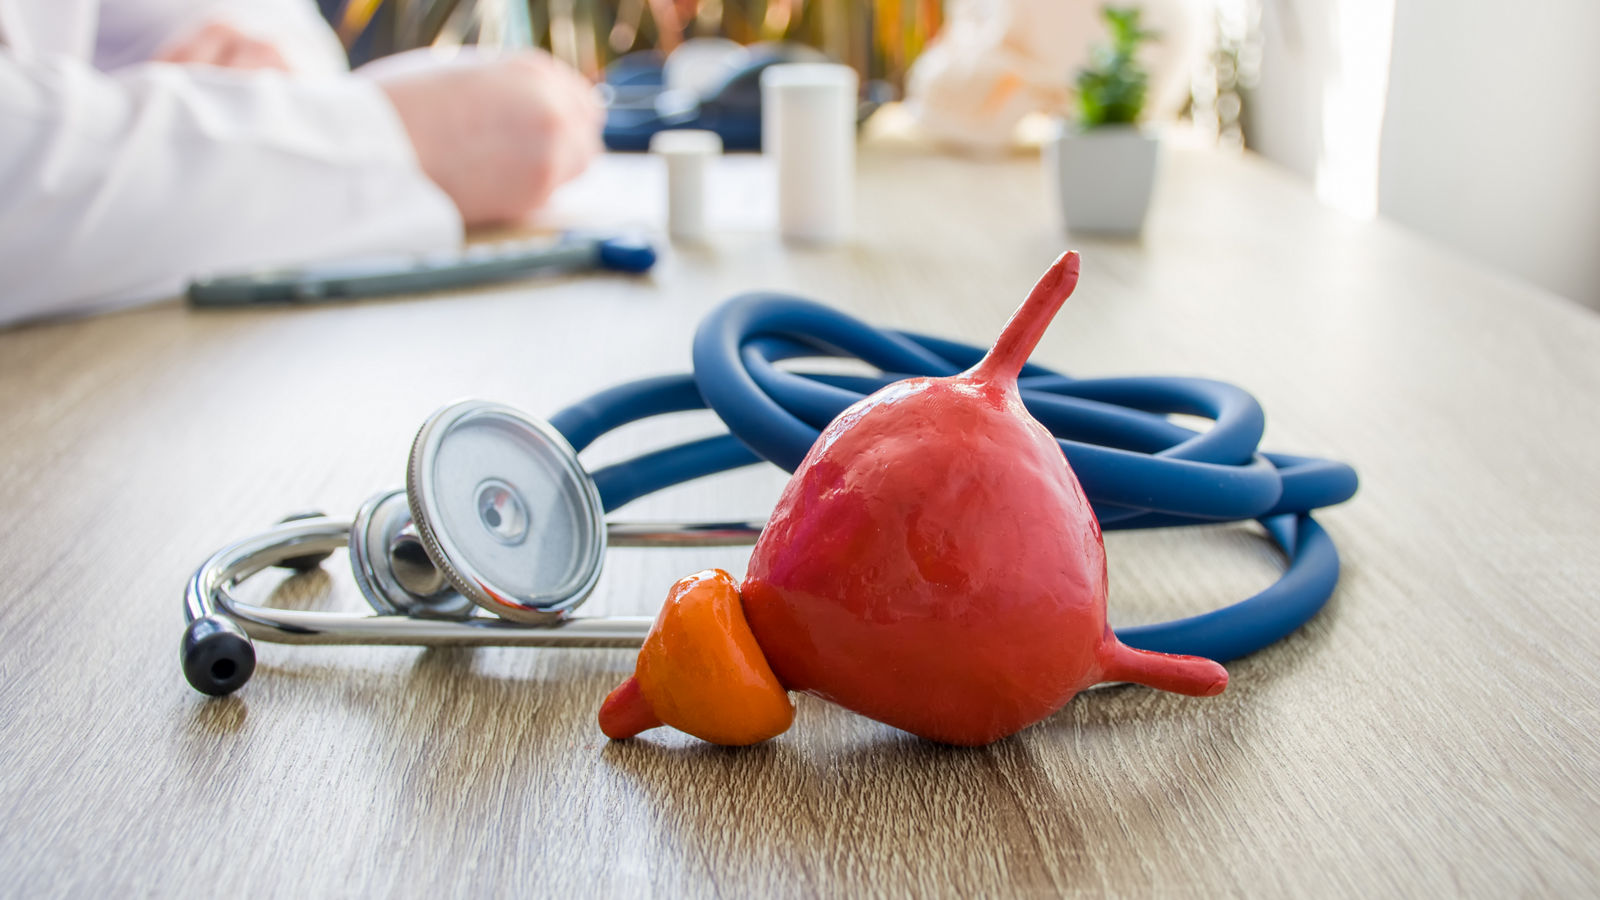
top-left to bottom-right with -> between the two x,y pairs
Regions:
3,140 -> 1598,897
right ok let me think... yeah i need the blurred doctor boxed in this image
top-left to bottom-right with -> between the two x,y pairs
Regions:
0,0 -> 603,327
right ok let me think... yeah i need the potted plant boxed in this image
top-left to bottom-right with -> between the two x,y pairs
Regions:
1044,6 -> 1161,236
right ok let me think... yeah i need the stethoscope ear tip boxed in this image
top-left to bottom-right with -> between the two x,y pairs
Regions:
181,615 -> 256,696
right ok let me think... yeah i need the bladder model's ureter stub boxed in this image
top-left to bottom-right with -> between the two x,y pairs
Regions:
651,129 -> 723,241
761,63 -> 858,244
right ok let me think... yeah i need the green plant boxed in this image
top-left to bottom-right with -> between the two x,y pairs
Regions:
1075,6 -> 1160,128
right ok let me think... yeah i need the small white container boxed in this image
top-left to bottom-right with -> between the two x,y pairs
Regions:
760,63 -> 858,244
650,129 -> 723,241
1043,122 -> 1160,236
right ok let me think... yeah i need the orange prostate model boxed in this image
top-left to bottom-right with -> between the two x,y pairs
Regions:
599,253 -> 1227,747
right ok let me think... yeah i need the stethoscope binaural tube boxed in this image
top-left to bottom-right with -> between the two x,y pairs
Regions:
181,515 -> 764,695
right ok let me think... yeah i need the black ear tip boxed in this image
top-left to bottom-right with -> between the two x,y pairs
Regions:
181,616 -> 257,696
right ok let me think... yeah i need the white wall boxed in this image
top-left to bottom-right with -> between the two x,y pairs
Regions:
1245,0 -> 1600,309
1245,0 -> 1396,218
1244,0 -> 1329,185
1379,0 -> 1600,308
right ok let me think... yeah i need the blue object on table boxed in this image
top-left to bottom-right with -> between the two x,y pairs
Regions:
602,43 -> 828,151
550,293 -> 1360,664
187,235 -> 656,306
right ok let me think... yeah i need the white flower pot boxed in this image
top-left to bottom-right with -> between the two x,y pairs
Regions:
1043,122 -> 1159,236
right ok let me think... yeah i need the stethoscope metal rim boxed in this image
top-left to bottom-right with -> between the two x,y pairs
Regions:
406,399 -> 609,624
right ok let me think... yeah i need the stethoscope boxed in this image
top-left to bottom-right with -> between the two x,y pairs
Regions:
182,293 -> 1359,696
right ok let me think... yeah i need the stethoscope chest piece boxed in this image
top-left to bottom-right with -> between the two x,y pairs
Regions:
349,488 -> 474,619
394,399 -> 607,624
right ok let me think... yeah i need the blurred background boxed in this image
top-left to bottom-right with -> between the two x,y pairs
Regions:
316,0 -> 1599,309
321,0 -> 945,85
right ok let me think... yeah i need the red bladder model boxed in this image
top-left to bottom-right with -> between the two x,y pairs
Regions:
599,252 -> 1228,747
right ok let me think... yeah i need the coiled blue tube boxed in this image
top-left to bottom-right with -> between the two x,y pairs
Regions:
551,293 -> 1358,663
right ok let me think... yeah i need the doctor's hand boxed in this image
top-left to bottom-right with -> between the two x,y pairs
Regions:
156,21 -> 291,71
368,51 -> 603,227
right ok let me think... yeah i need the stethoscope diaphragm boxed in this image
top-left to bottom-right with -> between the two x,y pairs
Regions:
343,400 -> 610,626
405,399 -> 607,624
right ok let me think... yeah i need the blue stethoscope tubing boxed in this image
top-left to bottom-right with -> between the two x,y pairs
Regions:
547,293 -> 1359,665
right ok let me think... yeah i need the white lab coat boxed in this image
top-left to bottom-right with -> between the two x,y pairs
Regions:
0,0 -> 462,328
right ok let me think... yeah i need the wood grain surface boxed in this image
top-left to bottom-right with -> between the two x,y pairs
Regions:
2,141 -> 1598,898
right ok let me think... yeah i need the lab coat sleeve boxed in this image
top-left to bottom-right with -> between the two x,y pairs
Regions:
195,0 -> 350,75
93,0 -> 350,76
0,52 -> 463,327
